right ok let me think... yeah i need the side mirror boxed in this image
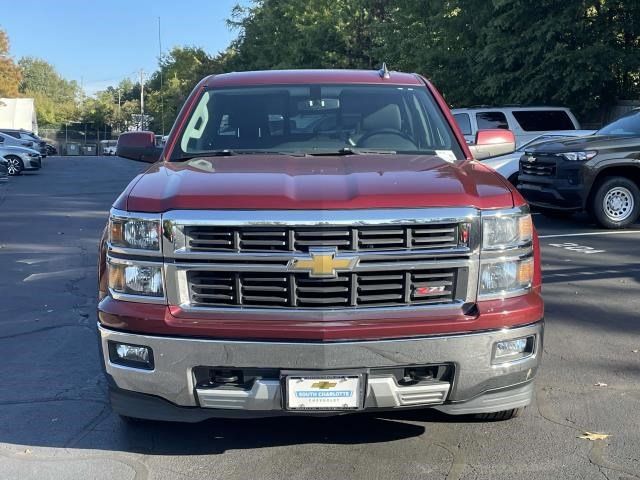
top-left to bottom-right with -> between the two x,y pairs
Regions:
116,131 -> 163,163
468,129 -> 516,160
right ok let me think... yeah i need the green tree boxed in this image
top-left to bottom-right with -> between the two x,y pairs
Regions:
145,46 -> 227,132
226,0 -> 391,71
18,57 -> 80,126
0,29 -> 21,97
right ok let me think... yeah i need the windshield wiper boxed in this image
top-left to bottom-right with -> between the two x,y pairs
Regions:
308,147 -> 397,156
174,149 -> 311,161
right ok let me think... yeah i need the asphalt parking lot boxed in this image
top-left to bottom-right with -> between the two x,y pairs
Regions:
0,156 -> 639,480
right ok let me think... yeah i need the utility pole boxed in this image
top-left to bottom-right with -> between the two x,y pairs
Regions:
158,16 -> 165,136
117,88 -> 121,132
139,69 -> 145,130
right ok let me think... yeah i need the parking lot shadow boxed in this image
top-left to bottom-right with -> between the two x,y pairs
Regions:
0,402 -> 440,455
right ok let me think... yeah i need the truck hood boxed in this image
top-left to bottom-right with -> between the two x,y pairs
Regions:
121,154 -> 515,212
526,134 -> 640,154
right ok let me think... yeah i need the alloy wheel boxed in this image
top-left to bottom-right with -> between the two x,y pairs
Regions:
6,157 -> 22,176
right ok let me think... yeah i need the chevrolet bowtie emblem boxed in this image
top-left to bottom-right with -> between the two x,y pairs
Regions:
288,248 -> 358,278
311,381 -> 337,389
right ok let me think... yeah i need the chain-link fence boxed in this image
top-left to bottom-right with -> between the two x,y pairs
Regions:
38,126 -> 119,155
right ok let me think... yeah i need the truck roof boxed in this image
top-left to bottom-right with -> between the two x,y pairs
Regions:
205,69 -> 424,88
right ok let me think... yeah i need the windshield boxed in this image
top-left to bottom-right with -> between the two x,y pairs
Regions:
597,110 -> 640,136
173,85 -> 463,160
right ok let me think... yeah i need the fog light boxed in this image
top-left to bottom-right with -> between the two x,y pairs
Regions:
108,341 -> 154,370
492,336 -> 535,364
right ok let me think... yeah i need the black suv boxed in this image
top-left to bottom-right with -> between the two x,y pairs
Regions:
518,109 -> 640,228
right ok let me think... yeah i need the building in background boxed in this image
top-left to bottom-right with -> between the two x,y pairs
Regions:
0,98 -> 38,133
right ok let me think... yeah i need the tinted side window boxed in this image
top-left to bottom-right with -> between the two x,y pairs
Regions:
476,112 -> 508,130
1,131 -> 21,139
453,113 -> 472,135
512,110 -> 576,131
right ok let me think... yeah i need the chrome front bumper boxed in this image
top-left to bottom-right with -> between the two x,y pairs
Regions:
99,321 -> 542,419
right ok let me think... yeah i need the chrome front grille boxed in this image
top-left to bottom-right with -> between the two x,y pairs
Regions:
163,208 -> 481,313
184,223 -> 461,253
188,269 -> 458,309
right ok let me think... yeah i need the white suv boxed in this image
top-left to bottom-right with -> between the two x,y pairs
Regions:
452,106 -> 581,148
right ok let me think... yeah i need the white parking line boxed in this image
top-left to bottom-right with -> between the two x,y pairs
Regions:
539,230 -> 640,239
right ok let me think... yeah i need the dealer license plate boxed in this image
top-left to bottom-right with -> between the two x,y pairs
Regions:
285,375 -> 362,410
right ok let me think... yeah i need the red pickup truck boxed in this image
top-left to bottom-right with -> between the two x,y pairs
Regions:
99,68 -> 543,422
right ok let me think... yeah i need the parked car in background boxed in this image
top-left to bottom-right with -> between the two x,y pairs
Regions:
101,140 -> 118,155
0,129 -> 48,157
0,157 -> 8,182
519,108 -> 640,228
0,131 -> 37,151
483,130 -> 595,185
45,143 -> 58,156
0,143 -> 43,175
452,106 -> 581,148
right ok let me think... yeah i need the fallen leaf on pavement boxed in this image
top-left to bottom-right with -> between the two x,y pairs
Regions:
578,432 -> 610,441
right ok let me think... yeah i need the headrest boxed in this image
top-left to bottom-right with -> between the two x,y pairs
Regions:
361,104 -> 402,131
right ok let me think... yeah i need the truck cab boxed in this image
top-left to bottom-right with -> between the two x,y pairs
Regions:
99,69 -> 543,422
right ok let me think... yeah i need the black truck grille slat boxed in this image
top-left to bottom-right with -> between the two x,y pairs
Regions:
184,224 -> 460,253
189,269 -> 458,308
520,156 -> 557,177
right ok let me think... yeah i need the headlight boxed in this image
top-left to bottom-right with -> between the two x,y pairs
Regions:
108,260 -> 164,297
560,151 -> 597,161
480,208 -> 535,299
479,257 -> 533,296
482,213 -> 532,250
110,215 -> 160,251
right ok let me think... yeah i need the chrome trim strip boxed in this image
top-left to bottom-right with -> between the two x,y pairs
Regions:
170,258 -> 471,272
107,244 -> 163,258
162,208 -> 479,227
167,246 -> 473,263
110,208 -> 162,221
166,300 -> 469,319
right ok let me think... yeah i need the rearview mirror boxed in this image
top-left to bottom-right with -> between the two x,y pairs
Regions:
116,131 -> 163,163
468,129 -> 516,160
297,98 -> 340,111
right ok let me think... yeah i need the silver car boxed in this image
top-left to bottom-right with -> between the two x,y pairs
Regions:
0,144 -> 42,175
0,129 -> 48,156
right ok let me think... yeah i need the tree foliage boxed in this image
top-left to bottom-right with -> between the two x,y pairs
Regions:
225,0 -> 640,121
14,1 -> 636,131
0,29 -> 21,98
18,57 -> 80,126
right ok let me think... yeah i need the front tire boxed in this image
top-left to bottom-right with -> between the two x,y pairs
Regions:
5,156 -> 23,176
590,176 -> 640,229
